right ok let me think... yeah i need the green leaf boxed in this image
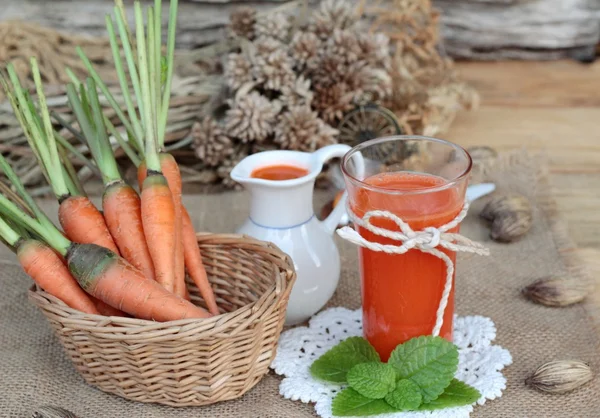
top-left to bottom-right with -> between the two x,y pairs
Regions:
347,363 -> 396,399
310,337 -> 380,383
418,379 -> 481,410
332,388 -> 397,417
388,336 -> 458,402
384,379 -> 423,411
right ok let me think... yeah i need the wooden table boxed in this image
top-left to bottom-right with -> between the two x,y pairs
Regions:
448,60 -> 600,302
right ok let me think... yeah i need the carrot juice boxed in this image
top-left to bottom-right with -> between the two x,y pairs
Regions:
350,171 -> 464,361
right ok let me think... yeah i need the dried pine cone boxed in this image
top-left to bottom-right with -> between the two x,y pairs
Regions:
349,65 -> 392,104
357,32 -> 391,69
253,36 -> 286,61
254,12 -> 291,42
280,75 -> 313,108
312,82 -> 355,123
311,54 -> 347,90
217,145 -> 251,189
325,29 -> 361,65
224,53 -> 253,90
290,31 -> 321,70
274,106 -> 322,151
228,7 -> 256,40
254,49 -> 295,91
225,91 -> 281,142
191,117 -> 233,167
309,0 -> 358,40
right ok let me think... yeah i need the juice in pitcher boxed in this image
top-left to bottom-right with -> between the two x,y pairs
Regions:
342,136 -> 471,360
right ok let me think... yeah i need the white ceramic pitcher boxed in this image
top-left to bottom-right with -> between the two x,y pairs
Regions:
230,144 -> 351,325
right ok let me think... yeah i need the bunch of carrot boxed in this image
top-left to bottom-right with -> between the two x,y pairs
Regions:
0,0 -> 220,322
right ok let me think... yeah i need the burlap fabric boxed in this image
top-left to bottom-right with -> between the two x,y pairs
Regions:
0,151 -> 598,417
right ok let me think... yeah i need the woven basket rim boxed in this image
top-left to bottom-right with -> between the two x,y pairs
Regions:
28,232 -> 296,340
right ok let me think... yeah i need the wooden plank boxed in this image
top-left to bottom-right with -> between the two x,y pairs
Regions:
0,0 -> 297,50
445,106 -> 600,172
455,61 -> 600,108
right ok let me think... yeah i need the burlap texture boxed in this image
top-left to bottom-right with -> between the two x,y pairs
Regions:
0,151 -> 598,417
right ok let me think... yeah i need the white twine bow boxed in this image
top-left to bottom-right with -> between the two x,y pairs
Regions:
337,201 -> 489,337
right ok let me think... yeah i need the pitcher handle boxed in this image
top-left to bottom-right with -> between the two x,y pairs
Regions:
313,144 -> 352,235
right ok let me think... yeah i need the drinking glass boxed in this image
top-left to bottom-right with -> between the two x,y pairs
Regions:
341,135 -> 472,360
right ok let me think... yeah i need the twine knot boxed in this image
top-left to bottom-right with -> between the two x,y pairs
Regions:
337,201 -> 489,337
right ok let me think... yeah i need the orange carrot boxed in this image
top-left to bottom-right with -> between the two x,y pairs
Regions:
139,156 -> 218,313
182,206 -> 219,315
140,173 -> 177,292
58,195 -> 120,255
138,154 -> 185,296
68,243 -> 210,321
17,239 -> 99,314
103,181 -> 155,281
92,298 -> 129,317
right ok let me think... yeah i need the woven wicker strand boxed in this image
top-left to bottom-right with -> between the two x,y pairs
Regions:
28,233 -> 296,407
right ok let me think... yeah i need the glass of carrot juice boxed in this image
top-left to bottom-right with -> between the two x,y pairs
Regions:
341,135 -> 472,361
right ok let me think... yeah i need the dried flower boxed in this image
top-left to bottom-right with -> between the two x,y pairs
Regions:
253,36 -> 285,60
357,32 -> 391,69
290,31 -> 321,70
311,54 -> 348,90
274,106 -> 322,151
527,361 -> 593,394
225,91 -> 280,142
224,53 -> 253,91
254,49 -> 295,91
348,64 -> 392,104
325,29 -> 361,65
280,75 -> 313,108
522,277 -> 590,307
192,118 -> 233,167
312,82 -> 355,123
309,0 -> 358,40
480,194 -> 533,242
255,12 -> 291,42
315,119 -> 339,147
228,7 -> 257,40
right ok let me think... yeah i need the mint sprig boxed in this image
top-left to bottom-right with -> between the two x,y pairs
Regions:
309,336 -> 481,417
388,335 -> 459,402
384,379 -> 422,411
418,379 -> 481,411
310,337 -> 380,383
347,363 -> 396,399
331,388 -> 397,417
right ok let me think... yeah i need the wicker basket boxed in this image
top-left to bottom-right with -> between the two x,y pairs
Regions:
28,233 -> 296,407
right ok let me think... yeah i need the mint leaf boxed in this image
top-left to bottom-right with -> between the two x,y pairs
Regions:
347,363 -> 396,399
384,379 -> 423,411
310,337 -> 380,383
388,336 -> 458,402
419,379 -> 481,410
332,388 -> 397,417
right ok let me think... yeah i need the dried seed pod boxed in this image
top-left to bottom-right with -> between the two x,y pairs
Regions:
526,360 -> 593,394
480,194 -> 533,242
523,277 -> 590,307
480,194 -> 531,221
32,406 -> 80,418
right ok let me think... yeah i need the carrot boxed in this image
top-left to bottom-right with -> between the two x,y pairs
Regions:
182,206 -> 219,315
2,60 -> 120,256
138,157 -> 218,312
67,243 -> 209,321
138,155 -> 185,296
102,181 -> 155,281
16,239 -> 99,314
58,195 -> 120,254
141,173 -> 177,291
0,192 -> 210,322
64,79 -> 155,280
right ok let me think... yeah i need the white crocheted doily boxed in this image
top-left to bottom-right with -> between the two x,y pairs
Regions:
270,307 -> 512,418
